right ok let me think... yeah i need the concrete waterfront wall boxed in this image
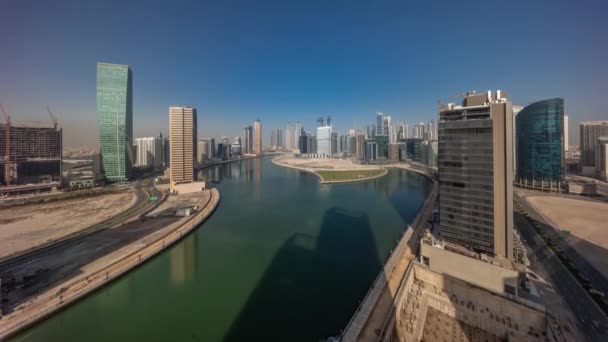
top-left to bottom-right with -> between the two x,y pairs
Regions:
341,165 -> 438,341
0,188 -> 220,340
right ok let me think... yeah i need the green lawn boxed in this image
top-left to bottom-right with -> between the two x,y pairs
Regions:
316,169 -> 385,182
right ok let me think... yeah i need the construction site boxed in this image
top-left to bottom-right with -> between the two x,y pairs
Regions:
0,105 -> 62,196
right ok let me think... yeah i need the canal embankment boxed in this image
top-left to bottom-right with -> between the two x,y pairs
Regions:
0,188 -> 220,341
341,164 -> 438,341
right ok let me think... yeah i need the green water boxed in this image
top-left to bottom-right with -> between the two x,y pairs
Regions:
10,157 -> 432,342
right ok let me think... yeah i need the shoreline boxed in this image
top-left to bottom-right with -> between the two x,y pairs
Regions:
271,157 -> 388,184
341,164 -> 438,340
0,188 -> 221,341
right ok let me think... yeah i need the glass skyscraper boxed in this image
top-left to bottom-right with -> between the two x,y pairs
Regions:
515,98 -> 564,188
97,62 -> 133,182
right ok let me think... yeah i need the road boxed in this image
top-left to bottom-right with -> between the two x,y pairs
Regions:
568,174 -> 608,197
514,200 -> 608,341
516,192 -> 608,307
0,178 -> 161,272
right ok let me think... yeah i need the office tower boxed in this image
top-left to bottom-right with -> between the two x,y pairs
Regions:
405,139 -> 423,162
580,121 -> 608,169
389,124 -> 399,144
169,106 -> 197,186
294,121 -> 302,149
331,132 -> 338,154
198,138 -> 211,162
366,141 -> 378,161
512,105 -> 523,175
516,98 -> 565,189
232,136 -> 241,156
308,133 -> 317,154
0,122 -> 62,186
209,138 -> 216,158
270,129 -> 277,148
326,115 -> 332,127
376,113 -> 384,135
135,137 -> 162,168
317,124 -> 332,157
299,134 -> 308,153
383,115 -> 391,136
286,122 -> 292,149
597,137 -> 608,181
277,128 -> 283,148
563,114 -> 569,152
253,119 -> 262,155
427,120 -> 436,140
416,122 -> 426,140
355,134 -> 366,160
375,135 -> 389,159
438,91 -> 513,260
401,123 -> 409,140
96,62 -> 133,182
243,125 -> 252,154
164,138 -> 170,167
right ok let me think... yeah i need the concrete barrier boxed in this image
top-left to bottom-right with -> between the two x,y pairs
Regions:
0,189 -> 220,340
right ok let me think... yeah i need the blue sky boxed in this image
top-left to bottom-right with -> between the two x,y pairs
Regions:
1,0 -> 607,146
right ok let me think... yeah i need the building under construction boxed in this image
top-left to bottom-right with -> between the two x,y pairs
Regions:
0,122 -> 62,187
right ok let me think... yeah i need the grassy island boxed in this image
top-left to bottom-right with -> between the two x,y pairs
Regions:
316,169 -> 386,183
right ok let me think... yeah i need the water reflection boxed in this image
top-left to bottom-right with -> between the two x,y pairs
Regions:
170,235 -> 198,286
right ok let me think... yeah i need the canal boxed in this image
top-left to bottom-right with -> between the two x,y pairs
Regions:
10,157 -> 432,342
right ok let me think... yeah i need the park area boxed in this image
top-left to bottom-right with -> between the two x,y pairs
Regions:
272,156 -> 387,183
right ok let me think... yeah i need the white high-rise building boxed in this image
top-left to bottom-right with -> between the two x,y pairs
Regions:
401,123 -> 409,140
389,124 -> 399,143
286,122 -> 293,150
294,121 -> 302,149
135,137 -> 162,168
383,115 -> 391,136
564,113 -> 569,152
317,125 -> 332,157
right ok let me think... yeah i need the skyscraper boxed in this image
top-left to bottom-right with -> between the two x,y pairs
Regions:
382,115 -> 391,136
253,119 -> 262,155
169,106 -> 197,186
580,121 -> 608,169
96,62 -> 133,182
316,124 -> 332,157
516,98 -> 565,189
134,136 -> 162,168
376,113 -> 384,135
294,121 -> 302,149
438,91 -> 513,260
243,125 -> 253,154
286,122 -> 292,150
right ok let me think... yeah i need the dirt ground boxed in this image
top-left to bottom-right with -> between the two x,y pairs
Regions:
274,156 -> 381,170
0,190 -> 210,315
526,195 -> 608,276
0,192 -> 135,259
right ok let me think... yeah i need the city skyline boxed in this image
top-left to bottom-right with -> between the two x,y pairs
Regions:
3,1 -> 608,147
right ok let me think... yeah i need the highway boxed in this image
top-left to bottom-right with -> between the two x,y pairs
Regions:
0,178 -> 161,272
514,201 -> 608,341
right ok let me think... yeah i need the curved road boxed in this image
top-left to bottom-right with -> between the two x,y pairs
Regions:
0,178 -> 161,273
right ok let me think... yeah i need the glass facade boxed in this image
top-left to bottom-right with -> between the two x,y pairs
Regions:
97,62 -> 133,182
516,98 -> 564,187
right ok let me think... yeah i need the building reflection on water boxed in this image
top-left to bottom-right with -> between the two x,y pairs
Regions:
170,235 -> 198,286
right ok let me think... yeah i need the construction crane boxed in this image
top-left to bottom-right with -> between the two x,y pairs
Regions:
46,106 -> 58,129
0,103 -> 10,187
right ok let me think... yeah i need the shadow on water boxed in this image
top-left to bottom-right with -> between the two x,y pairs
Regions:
223,206 -> 383,342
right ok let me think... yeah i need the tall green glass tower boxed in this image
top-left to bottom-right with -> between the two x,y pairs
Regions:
97,62 -> 133,182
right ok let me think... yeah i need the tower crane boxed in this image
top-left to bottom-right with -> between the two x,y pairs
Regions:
46,106 -> 58,129
0,103 -> 10,187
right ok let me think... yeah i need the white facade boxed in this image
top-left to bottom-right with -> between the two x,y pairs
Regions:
286,122 -> 292,149
316,125 -> 332,157
564,114 -> 569,151
389,124 -> 399,143
135,137 -> 162,168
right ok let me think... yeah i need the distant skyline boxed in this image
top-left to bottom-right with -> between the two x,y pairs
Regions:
2,0 -> 607,146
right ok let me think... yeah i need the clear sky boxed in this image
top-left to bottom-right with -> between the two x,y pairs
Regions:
2,0 -> 607,146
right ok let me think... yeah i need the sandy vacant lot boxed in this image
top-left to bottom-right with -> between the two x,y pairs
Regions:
0,192 -> 134,258
274,156 -> 381,170
526,195 -> 608,276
